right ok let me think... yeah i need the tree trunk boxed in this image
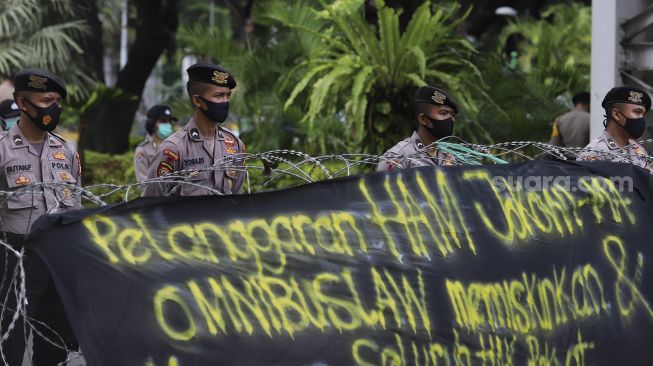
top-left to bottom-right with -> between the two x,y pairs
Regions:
83,0 -> 179,154
75,0 -> 104,165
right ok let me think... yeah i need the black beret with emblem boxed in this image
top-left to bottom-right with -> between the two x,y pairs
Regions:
0,99 -> 20,118
147,104 -> 178,121
186,62 -> 236,89
145,104 -> 177,135
601,86 -> 651,111
414,86 -> 458,113
12,68 -> 67,99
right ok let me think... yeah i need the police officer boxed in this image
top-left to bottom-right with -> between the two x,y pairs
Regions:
0,68 -> 81,365
134,104 -> 176,183
549,91 -> 590,148
143,63 -> 246,196
577,86 -> 652,172
0,99 -> 20,131
377,86 -> 457,171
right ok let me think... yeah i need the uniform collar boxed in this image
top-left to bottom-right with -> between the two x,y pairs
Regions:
47,134 -> 61,147
9,122 -> 60,153
145,135 -> 159,149
185,118 -> 203,141
411,130 -> 436,155
9,122 -> 27,148
410,131 -> 424,149
185,117 -> 228,142
601,130 -> 621,151
602,130 -> 642,151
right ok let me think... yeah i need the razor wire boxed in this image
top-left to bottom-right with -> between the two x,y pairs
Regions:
1,138 -> 653,365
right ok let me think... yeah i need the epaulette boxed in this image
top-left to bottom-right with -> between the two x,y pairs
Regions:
50,132 -> 72,147
166,129 -> 185,145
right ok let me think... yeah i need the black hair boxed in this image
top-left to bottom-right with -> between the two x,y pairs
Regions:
145,117 -> 157,135
414,102 -> 433,119
572,91 -> 590,106
186,81 -> 212,104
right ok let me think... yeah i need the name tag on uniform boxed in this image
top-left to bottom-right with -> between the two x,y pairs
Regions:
51,162 -> 71,170
183,157 -> 205,166
6,164 -> 32,174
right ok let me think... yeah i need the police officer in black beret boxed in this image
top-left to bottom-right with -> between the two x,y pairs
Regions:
134,104 -> 177,183
578,86 -> 653,172
0,68 -> 80,365
144,62 -> 246,196
377,86 -> 458,171
0,99 -> 20,131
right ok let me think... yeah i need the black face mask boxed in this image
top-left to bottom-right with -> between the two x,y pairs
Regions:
424,116 -> 454,139
196,96 -> 229,124
616,110 -> 646,139
23,98 -> 61,131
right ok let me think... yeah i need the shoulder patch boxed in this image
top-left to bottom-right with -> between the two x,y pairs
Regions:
163,148 -> 180,162
50,132 -> 71,147
165,129 -> 184,145
157,161 -> 173,177
76,152 -> 82,177
392,138 -> 416,154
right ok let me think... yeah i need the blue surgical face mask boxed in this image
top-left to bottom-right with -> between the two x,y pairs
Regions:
3,117 -> 18,130
156,123 -> 173,139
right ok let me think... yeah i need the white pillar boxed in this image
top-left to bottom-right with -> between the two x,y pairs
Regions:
590,0 -> 620,139
119,0 -> 129,69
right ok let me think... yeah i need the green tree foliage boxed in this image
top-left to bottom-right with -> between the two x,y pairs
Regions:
269,0 -> 487,153
499,3 -> 591,96
0,0 -> 95,99
468,3 -> 591,143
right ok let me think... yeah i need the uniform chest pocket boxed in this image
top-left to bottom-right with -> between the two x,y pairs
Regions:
180,166 -> 211,196
185,167 -> 208,181
4,171 -> 39,209
51,170 -> 78,207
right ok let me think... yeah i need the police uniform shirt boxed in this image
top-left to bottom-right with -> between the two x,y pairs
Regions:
377,131 -> 456,171
577,130 -> 653,172
134,138 -> 159,183
143,117 -> 246,196
549,109 -> 590,148
0,122 -> 82,234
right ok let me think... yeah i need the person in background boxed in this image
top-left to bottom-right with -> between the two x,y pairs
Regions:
578,86 -> 652,172
134,104 -> 176,183
549,91 -> 590,149
377,86 -> 457,171
0,99 -> 20,131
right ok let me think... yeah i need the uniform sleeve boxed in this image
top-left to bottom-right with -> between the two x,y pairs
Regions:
548,119 -> 563,146
142,143 -> 181,197
232,140 -> 247,194
577,142 -> 605,162
377,148 -> 404,172
71,150 -> 82,205
133,146 -> 149,183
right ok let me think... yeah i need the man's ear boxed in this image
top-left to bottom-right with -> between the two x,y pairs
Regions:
15,97 -> 27,112
611,108 -> 620,122
417,113 -> 427,126
192,95 -> 203,109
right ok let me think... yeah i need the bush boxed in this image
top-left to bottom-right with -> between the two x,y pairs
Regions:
83,150 -> 136,187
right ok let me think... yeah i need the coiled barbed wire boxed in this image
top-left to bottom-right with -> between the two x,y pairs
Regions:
1,138 -> 652,365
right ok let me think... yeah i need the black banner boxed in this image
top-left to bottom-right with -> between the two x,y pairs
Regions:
27,161 -> 653,365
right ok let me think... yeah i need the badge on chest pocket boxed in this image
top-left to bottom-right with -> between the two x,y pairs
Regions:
4,169 -> 38,209
51,169 -> 78,207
